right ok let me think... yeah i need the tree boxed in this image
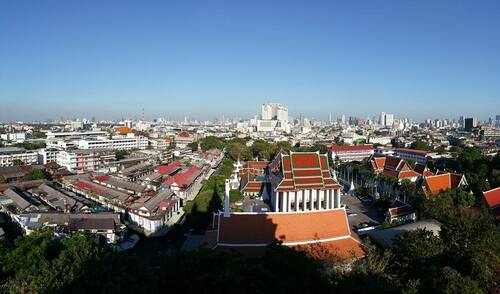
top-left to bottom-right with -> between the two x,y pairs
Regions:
0,176 -> 5,184
392,229 -> 445,284
226,142 -> 251,161
187,142 -> 198,152
200,136 -> 224,151
1,230 -> 108,293
12,159 -> 24,166
114,150 -> 129,160
410,141 -> 433,151
23,169 -> 47,181
251,140 -> 273,160
435,267 -> 482,294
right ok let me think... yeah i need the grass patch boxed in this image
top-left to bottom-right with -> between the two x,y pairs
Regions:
183,158 -> 235,231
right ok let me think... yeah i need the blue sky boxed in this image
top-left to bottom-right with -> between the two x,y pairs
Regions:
1,0 -> 499,122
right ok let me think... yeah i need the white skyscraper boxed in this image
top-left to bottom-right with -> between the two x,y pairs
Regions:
379,112 -> 394,128
258,103 -> 290,133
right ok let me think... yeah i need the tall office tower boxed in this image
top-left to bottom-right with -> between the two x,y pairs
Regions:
261,103 -> 288,122
341,114 -> 346,124
379,112 -> 386,125
496,115 -> 500,128
459,116 -> 465,128
464,117 -> 478,131
276,105 -> 288,123
261,103 -> 273,120
385,113 -> 394,127
379,112 -> 395,128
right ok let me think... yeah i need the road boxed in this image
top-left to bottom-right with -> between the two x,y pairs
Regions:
341,193 -> 381,230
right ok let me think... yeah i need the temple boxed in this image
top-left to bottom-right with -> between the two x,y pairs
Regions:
204,151 -> 364,259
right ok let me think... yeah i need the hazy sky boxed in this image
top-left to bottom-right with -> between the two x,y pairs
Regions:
1,0 -> 499,122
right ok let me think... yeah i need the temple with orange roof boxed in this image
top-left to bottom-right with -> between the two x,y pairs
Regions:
204,151 -> 363,258
369,155 -> 421,182
268,151 -> 343,212
421,173 -> 468,196
483,187 -> 500,225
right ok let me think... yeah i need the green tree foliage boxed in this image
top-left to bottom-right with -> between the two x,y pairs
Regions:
187,142 -> 198,152
114,149 -> 130,160
0,176 -> 5,184
225,142 -> 252,161
23,169 -> 47,181
199,136 -> 224,151
12,159 -> 24,166
250,140 -> 273,160
410,141 -> 433,151
13,142 -> 46,150
0,231 -> 108,294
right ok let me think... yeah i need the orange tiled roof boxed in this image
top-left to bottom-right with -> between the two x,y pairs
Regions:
115,127 -> 134,134
422,173 -> 466,195
213,209 -> 363,258
483,187 -> 500,208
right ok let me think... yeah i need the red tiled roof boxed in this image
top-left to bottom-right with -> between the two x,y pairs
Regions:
330,144 -> 374,152
178,131 -> 190,138
274,152 -> 340,192
156,160 -> 182,176
395,148 -> 430,155
242,182 -> 266,193
94,175 -> 111,182
483,187 -> 500,208
163,166 -> 201,187
243,161 -> 269,169
74,181 -> 103,194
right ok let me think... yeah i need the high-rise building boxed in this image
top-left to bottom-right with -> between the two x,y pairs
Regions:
261,103 -> 288,122
258,103 -> 290,133
464,117 -> 478,131
379,112 -> 394,128
495,115 -> 500,128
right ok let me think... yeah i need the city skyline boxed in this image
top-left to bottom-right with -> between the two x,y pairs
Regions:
1,1 -> 500,121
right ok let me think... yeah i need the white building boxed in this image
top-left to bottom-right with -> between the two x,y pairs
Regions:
379,112 -> 394,128
258,103 -> 290,133
0,147 -> 38,167
46,130 -> 107,140
77,134 -> 148,150
149,139 -> 167,150
57,149 -> 115,173
128,189 -> 183,236
0,132 -> 26,143
37,148 -> 59,164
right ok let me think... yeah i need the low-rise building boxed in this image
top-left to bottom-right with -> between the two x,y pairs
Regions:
16,212 -> 124,243
37,148 -> 59,164
0,147 -> 38,167
385,201 -> 416,223
394,148 -> 434,165
330,144 -> 374,163
57,149 -> 115,173
128,189 -> 183,236
162,165 -> 206,201
77,134 -> 148,150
